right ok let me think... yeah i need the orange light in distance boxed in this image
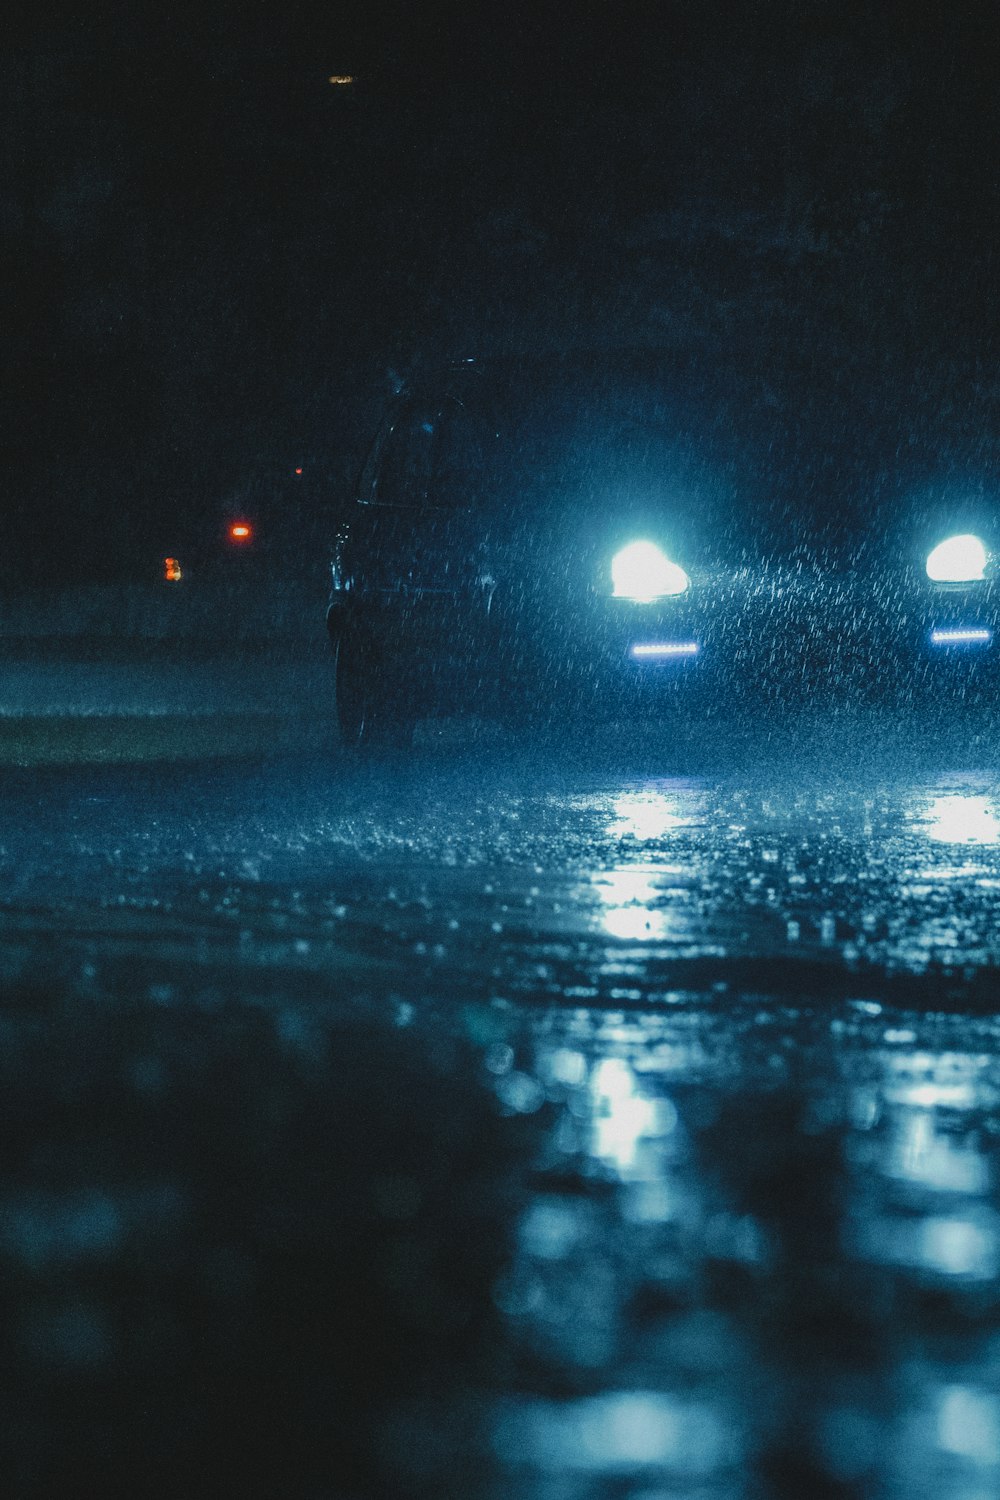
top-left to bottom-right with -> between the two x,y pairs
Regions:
294,467 -> 303,475
164,557 -> 183,582
229,522 -> 252,543
328,75 -> 354,86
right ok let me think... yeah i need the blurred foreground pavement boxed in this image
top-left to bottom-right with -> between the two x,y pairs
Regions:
2,737 -> 1000,1496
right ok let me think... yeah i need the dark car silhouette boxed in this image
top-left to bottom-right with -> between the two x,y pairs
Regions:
327,352 -> 998,746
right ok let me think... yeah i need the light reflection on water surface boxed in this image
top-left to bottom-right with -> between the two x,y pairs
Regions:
486,1001 -> 1000,1499
7,761 -> 1000,1496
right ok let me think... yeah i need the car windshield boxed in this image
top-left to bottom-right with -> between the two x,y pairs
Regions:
369,351 -> 925,559
373,395 -> 500,509
371,359 -> 773,571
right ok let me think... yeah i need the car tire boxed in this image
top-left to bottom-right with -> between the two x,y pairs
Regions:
334,626 -> 416,750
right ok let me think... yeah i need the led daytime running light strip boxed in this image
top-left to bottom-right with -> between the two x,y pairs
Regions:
930,628 -> 992,644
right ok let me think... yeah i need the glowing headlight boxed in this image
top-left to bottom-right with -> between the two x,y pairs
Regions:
611,541 -> 690,600
926,533 -> 987,583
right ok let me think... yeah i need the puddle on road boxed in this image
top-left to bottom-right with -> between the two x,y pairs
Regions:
7,758 -> 1000,975
2,936 -> 1000,1497
4,760 -> 1000,1494
12,766 -> 1000,1010
476,1000 -> 1000,1499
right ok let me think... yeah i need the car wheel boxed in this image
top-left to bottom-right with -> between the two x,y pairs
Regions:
334,627 -> 415,750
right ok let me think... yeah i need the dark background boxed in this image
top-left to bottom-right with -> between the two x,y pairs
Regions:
6,1 -> 999,587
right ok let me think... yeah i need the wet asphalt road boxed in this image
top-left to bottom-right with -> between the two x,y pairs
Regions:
4,721 -> 1000,1498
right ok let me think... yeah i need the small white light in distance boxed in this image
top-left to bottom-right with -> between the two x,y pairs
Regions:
926,534 -> 988,582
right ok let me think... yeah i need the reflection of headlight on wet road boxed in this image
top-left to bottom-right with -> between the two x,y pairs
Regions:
592,867 -> 682,942
925,794 -> 1000,845
607,790 -> 687,841
595,869 -> 665,907
601,905 -> 673,942
591,1057 -> 674,1174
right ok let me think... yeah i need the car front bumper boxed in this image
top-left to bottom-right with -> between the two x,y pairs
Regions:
331,573 -> 1000,714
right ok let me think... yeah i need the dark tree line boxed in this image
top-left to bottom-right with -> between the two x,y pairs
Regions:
6,1 -> 999,584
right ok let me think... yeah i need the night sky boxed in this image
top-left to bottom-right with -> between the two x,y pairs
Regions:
7,1 -> 1000,585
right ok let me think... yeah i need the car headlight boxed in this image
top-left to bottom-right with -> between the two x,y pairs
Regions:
611,541 -> 690,601
926,533 -> 988,583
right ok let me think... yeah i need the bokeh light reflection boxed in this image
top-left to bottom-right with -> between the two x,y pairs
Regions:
607,788 -> 689,841
592,867 -> 691,943
889,1110 -> 991,1194
591,1056 -> 673,1175
918,1213 -> 1000,1280
491,1390 -> 731,1476
924,793 -> 1000,846
937,1385 -> 1000,1466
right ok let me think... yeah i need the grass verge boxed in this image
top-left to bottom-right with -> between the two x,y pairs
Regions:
0,713 -> 330,765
